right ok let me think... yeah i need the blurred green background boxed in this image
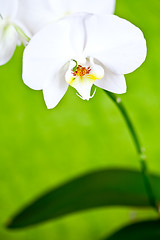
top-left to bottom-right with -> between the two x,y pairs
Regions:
0,0 -> 160,239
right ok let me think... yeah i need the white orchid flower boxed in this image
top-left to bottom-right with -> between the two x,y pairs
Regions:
0,0 -> 115,65
23,13 -> 147,109
17,0 -> 116,35
0,0 -> 30,65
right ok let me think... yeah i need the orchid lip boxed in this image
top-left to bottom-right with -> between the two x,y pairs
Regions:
65,58 -> 104,100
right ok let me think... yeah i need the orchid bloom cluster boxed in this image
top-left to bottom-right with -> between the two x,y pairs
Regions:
0,0 -> 147,109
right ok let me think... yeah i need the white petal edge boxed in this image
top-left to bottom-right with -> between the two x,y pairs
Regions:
94,62 -> 127,94
43,65 -> 69,109
0,23 -> 19,65
84,14 -> 147,75
49,0 -> 116,15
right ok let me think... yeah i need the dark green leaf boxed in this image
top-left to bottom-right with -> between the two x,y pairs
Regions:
104,219 -> 160,240
6,169 -> 160,229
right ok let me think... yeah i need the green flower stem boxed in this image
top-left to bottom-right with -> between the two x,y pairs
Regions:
12,24 -> 30,43
104,90 -> 158,212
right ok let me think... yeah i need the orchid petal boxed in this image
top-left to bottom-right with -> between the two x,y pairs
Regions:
17,0 -> 116,35
84,14 -> 147,75
49,0 -> 116,15
0,21 -> 19,65
17,0 -> 55,35
70,76 -> 94,100
94,64 -> 126,94
43,66 -> 69,109
23,14 -> 87,90
0,0 -> 18,19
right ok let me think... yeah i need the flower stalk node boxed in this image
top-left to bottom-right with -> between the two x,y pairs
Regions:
116,97 -> 121,103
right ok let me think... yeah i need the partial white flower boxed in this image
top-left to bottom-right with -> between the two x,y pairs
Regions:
0,0 -> 30,65
23,13 -> 147,109
17,0 -> 116,35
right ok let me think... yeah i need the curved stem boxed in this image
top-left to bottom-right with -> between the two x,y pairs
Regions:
104,90 -> 158,212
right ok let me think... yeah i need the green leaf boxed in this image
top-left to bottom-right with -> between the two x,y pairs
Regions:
6,169 -> 160,229
103,219 -> 160,240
